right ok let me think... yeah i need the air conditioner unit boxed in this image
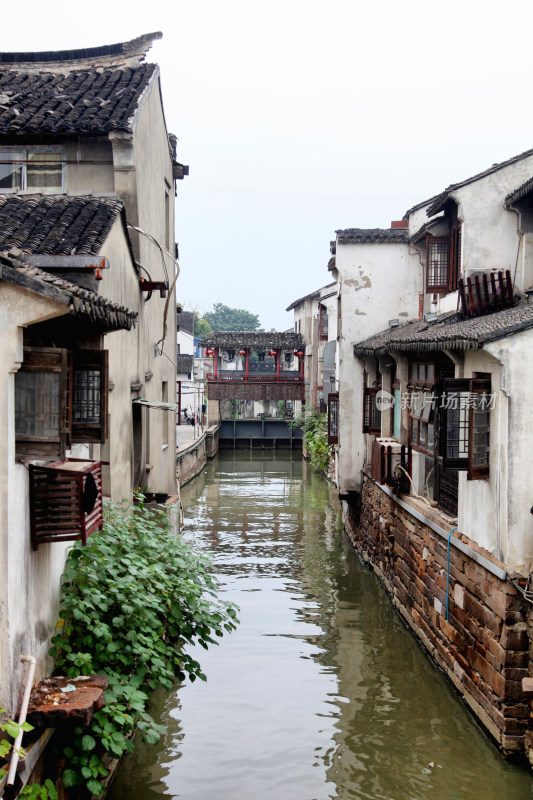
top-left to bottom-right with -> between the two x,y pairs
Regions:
29,459 -> 104,550
371,438 -> 411,492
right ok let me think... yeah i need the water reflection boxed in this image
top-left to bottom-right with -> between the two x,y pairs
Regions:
109,452 -> 533,800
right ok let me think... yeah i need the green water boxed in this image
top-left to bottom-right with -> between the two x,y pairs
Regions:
108,452 -> 533,799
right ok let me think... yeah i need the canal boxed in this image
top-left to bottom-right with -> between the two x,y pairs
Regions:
109,452 -> 533,799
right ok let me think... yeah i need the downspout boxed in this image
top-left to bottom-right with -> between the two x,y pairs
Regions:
506,204 -> 523,288
6,655 -> 36,786
446,527 -> 458,622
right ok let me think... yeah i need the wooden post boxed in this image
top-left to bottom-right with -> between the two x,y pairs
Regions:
213,348 -> 219,379
276,350 -> 280,380
299,354 -> 304,380
245,349 -> 250,379
177,380 -> 181,425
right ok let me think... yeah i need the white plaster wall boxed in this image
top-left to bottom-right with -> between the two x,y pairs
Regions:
0,283 -> 72,715
131,76 -> 177,496
457,349 -> 503,559
178,329 -> 194,355
98,219 -> 144,501
485,330 -> 533,573
453,157 -> 533,280
336,241 -> 421,494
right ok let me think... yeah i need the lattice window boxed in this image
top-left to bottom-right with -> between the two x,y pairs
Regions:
328,393 -> 339,444
363,387 -> 381,434
426,237 -> 449,292
440,377 -> 491,479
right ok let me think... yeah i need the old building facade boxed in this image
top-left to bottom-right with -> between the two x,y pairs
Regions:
0,33 -> 184,718
294,148 -> 533,763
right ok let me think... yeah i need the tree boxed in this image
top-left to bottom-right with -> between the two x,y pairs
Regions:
194,314 -> 212,338
204,303 -> 261,332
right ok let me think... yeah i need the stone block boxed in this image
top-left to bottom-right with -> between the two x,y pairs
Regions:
469,647 -> 505,698
500,623 -> 528,652
465,592 -> 503,636
454,583 -> 465,610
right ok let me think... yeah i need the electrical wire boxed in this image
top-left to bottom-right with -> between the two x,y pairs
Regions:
127,223 -> 180,355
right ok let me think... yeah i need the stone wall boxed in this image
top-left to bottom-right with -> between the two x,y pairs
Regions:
343,473 -> 531,757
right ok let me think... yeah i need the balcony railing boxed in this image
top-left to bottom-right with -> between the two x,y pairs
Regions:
206,371 -> 302,383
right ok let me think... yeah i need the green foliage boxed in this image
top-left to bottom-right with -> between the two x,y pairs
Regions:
204,303 -> 261,332
49,497 -> 238,797
0,712 -> 56,798
193,313 -> 212,338
229,399 -> 239,420
291,410 -> 330,471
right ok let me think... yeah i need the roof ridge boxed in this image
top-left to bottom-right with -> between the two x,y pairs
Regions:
0,32 -> 162,70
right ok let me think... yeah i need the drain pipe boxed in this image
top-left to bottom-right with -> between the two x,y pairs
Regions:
446,527 -> 458,622
6,655 -> 36,786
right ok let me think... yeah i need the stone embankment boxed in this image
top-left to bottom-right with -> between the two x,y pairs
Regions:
343,474 -> 532,760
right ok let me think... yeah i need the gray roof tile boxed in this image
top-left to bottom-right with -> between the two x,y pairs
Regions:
0,63 -> 156,136
336,227 -> 409,244
353,303 -> 533,355
0,194 -> 124,255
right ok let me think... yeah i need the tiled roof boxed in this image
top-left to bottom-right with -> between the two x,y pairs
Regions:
409,219 -> 444,244
0,195 -> 125,255
201,331 -> 304,349
0,63 -> 156,136
336,228 -> 410,244
353,302 -> 533,356
0,251 -> 137,331
504,177 -> 533,208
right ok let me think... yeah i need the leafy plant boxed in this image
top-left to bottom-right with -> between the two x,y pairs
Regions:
290,410 -> 330,471
0,712 -> 57,798
50,496 -> 238,796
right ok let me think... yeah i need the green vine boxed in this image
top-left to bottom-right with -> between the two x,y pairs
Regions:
290,410 -> 330,471
0,712 -> 57,798
49,495 -> 238,796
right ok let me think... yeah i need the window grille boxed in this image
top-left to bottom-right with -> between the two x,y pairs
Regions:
363,387 -> 381,434
328,393 -> 339,444
426,237 -> 449,292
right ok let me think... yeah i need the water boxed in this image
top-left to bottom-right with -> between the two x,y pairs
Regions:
109,452 -> 533,799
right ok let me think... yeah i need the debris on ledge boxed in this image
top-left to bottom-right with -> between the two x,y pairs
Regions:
25,675 -> 108,727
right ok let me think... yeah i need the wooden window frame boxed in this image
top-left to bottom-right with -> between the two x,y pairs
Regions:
16,347 -> 108,460
15,347 -> 70,460
426,236 -> 450,293
71,349 -> 108,444
440,377 -> 490,479
328,392 -> 339,445
363,387 -> 381,435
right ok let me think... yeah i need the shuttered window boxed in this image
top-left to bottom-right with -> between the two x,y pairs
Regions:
363,387 -> 381,434
16,347 -> 108,459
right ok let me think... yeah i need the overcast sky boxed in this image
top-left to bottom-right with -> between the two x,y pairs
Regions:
3,1 -> 533,330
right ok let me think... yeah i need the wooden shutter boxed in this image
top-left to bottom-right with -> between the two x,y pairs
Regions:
71,350 -> 109,443
449,221 -> 461,291
363,387 -> 381,434
328,392 -> 339,444
468,378 -> 491,480
15,347 -> 69,459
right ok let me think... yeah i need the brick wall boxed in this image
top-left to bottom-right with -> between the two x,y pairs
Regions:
343,474 -> 531,757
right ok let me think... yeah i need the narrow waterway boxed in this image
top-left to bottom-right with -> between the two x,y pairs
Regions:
109,452 -> 533,799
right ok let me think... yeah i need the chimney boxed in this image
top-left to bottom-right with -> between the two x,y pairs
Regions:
391,220 -> 409,229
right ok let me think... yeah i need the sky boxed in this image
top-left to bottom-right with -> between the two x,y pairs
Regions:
3,0 -> 533,330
